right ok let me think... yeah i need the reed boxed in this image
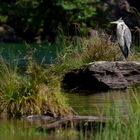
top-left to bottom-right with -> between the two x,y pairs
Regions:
94,88 -> 140,140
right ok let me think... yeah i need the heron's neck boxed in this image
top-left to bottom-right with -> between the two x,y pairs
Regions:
117,22 -> 125,27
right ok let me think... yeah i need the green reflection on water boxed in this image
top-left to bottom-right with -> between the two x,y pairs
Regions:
0,119 -> 46,140
0,43 -> 60,64
66,89 -> 136,116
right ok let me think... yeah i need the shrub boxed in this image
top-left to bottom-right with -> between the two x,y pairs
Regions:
0,57 -> 71,118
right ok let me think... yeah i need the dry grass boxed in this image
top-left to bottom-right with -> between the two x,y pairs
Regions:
80,32 -> 121,62
0,57 -> 72,118
56,31 -> 140,70
55,32 -> 123,73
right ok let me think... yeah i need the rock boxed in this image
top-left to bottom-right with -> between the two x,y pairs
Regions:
62,61 -> 140,91
0,24 -> 22,43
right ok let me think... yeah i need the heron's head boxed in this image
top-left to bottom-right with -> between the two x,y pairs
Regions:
110,17 -> 124,25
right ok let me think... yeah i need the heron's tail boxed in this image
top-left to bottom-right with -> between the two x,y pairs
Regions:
119,45 -> 129,59
123,45 -> 129,59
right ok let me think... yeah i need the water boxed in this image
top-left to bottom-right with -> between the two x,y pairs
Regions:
0,118 -> 78,140
0,90 -> 134,140
0,43 -> 62,140
66,90 -> 133,116
0,89 -> 135,140
0,118 -> 45,140
0,43 -> 137,140
0,43 -> 61,64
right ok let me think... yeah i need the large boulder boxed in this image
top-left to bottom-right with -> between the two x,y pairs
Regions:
62,61 -> 140,91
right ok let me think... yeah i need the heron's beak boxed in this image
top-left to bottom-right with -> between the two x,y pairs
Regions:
110,21 -> 118,24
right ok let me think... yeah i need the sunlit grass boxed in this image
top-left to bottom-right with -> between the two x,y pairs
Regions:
1,85 -> 140,140
93,88 -> 140,140
0,33 -> 140,139
56,33 -> 140,70
55,88 -> 140,140
129,45 -> 140,61
0,123 -> 46,140
52,32 -> 123,75
0,56 -> 71,118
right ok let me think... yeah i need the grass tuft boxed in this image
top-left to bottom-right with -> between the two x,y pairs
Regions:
55,32 -> 122,74
94,88 -> 140,140
0,56 -> 71,118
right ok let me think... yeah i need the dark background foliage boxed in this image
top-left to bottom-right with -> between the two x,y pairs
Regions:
0,0 -> 139,43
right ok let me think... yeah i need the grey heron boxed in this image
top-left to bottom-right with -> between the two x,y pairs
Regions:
110,18 -> 132,59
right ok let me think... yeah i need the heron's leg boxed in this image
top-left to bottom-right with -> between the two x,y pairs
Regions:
119,46 -> 126,60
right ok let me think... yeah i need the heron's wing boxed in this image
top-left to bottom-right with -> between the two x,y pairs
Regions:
123,26 -> 132,50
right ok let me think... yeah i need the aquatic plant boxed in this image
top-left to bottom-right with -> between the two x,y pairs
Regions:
0,121 -> 46,140
0,56 -> 71,118
52,88 -> 140,140
93,88 -> 140,140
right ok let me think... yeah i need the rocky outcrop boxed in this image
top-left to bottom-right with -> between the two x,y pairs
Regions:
62,61 -> 140,91
0,24 -> 21,42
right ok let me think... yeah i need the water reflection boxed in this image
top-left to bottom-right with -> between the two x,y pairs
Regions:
0,118 -> 47,140
0,118 -> 79,140
0,43 -> 60,65
66,89 -> 134,116
0,88 -> 137,140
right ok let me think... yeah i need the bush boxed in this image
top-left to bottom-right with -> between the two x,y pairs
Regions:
0,57 -> 71,118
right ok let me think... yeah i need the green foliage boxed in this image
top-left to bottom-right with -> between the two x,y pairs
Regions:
94,88 -> 140,140
0,123 -> 46,139
54,32 -> 139,76
57,0 -> 98,20
0,56 -> 71,118
0,0 -> 99,42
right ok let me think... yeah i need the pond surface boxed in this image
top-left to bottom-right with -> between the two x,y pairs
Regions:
0,43 -> 137,140
0,43 -> 61,65
0,89 -> 135,140
66,89 -> 135,116
0,118 -> 45,140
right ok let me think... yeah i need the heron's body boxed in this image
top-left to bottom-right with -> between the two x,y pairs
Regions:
111,18 -> 132,59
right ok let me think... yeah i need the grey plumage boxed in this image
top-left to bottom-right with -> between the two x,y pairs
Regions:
110,18 -> 132,59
